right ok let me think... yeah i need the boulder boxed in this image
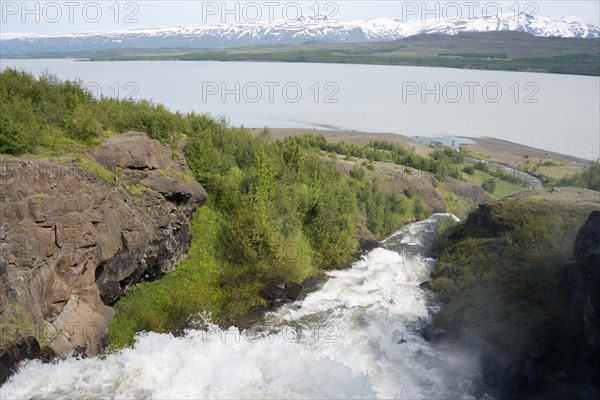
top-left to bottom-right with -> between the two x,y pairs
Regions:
261,283 -> 306,308
284,284 -> 305,301
0,336 -> 41,385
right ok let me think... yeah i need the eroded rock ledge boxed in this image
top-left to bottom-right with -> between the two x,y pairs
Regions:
575,210 -> 600,354
0,132 -> 206,358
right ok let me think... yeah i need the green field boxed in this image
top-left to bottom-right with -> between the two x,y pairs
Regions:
468,169 -> 527,200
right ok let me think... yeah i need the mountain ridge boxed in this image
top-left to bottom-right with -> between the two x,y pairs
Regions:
2,13 -> 599,54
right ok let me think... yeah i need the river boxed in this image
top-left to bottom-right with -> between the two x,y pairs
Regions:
2,214 -> 487,399
464,157 -> 543,189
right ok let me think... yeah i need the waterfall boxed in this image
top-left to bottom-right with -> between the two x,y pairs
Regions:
2,214 -> 483,399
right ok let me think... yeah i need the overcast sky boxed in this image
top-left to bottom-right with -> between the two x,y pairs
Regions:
1,1 -> 598,34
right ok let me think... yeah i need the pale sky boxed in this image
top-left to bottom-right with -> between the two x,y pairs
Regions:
1,1 -> 599,34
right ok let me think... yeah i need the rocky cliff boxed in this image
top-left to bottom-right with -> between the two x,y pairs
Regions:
0,132 -> 206,359
575,210 -> 600,354
424,189 -> 600,399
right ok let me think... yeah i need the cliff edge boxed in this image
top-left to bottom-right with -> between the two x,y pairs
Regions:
575,210 -> 600,354
0,132 -> 206,363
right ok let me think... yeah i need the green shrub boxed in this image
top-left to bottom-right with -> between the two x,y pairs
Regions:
431,216 -> 459,254
557,160 -> 600,191
305,182 -> 360,268
475,161 -> 489,172
414,198 -> 431,220
351,164 -> 366,180
481,178 -> 497,193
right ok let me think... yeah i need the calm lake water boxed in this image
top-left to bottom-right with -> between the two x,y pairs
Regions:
1,59 -> 598,160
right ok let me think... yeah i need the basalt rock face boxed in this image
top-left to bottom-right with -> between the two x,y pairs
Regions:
0,336 -> 42,385
0,132 -> 206,357
575,210 -> 600,354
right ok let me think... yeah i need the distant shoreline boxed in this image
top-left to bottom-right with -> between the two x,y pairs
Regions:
2,31 -> 598,77
248,127 -> 592,167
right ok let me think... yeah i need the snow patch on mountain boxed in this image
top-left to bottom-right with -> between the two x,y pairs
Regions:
1,13 -> 598,54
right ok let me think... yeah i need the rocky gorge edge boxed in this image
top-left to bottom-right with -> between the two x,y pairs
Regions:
0,132 -> 207,383
422,190 -> 600,399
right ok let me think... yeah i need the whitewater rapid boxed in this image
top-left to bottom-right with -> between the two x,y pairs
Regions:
1,214 -> 482,399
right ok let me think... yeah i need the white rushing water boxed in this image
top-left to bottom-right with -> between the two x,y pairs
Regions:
1,214 -> 482,399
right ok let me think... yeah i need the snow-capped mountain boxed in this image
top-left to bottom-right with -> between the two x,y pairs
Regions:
2,13 -> 598,54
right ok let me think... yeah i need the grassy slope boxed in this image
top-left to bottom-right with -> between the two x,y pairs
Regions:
538,165 -> 584,180
20,32 -> 599,76
109,205 -> 230,349
469,169 -> 525,200
436,186 -> 474,220
425,188 -> 600,394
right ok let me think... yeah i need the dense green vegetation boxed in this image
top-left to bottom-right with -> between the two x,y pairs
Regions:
513,158 -> 600,190
431,215 -> 460,255
293,134 -> 471,183
20,32 -> 599,76
108,206 -> 227,348
4,69 -> 593,352
425,189 -> 599,395
0,69 -> 433,348
472,160 -> 528,186
436,187 -> 473,221
556,160 -> 600,191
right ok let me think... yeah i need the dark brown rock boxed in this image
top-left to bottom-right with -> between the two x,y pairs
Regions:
261,283 -> 306,308
358,216 -> 379,253
0,336 -> 41,385
284,284 -> 305,301
575,210 -> 600,353
0,132 -> 206,357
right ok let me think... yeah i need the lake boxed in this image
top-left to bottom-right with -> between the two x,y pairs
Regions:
1,59 -> 598,160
